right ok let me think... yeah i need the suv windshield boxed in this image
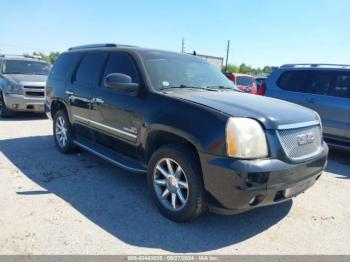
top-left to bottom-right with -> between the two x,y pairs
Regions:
2,60 -> 50,75
141,52 -> 236,91
236,76 -> 255,86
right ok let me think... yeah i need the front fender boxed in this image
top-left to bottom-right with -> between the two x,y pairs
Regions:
143,93 -> 229,156
142,124 -> 204,153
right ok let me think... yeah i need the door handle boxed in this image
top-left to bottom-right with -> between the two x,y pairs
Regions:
91,98 -> 104,104
65,90 -> 74,95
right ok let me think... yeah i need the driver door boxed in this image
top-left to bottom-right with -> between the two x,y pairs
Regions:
89,51 -> 146,159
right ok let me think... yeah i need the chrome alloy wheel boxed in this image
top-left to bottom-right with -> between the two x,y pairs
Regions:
153,158 -> 189,211
55,116 -> 68,148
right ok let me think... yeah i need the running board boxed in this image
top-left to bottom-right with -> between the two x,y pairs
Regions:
73,138 -> 147,174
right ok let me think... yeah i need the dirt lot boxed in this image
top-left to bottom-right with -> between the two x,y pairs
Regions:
0,114 -> 349,255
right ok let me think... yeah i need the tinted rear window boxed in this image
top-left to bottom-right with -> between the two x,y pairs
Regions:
74,52 -> 107,85
310,71 -> 350,98
334,74 -> 350,98
50,53 -> 81,80
277,70 -> 350,98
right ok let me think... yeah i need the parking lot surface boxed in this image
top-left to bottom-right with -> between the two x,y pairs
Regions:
0,114 -> 349,255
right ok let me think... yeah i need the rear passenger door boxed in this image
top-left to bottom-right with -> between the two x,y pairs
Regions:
66,51 -> 107,138
306,71 -> 350,141
89,51 -> 145,159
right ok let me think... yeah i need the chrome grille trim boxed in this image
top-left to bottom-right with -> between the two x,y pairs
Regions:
23,86 -> 45,89
277,120 -> 320,130
277,124 -> 323,161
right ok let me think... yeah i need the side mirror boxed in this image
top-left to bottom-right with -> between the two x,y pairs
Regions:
104,73 -> 139,95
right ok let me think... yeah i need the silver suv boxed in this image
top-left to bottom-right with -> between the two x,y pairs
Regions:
264,64 -> 350,148
0,55 -> 50,117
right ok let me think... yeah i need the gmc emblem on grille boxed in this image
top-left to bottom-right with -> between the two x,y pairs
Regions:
297,132 -> 316,146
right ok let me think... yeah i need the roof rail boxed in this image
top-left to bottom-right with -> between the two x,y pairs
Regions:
0,54 -> 42,60
23,54 -> 43,60
281,63 -> 350,69
68,43 -> 117,51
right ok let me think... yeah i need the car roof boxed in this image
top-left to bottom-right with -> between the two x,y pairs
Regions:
64,43 -> 202,59
279,63 -> 350,70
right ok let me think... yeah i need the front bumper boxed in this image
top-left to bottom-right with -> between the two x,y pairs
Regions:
44,102 -> 52,119
3,94 -> 45,113
200,142 -> 328,214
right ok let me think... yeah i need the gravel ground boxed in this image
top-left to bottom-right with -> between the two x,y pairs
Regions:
0,114 -> 349,255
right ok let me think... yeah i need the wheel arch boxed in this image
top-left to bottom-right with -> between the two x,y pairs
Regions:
50,98 -> 70,120
143,125 -> 203,165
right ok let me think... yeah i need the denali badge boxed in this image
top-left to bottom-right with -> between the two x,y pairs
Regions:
297,132 -> 315,146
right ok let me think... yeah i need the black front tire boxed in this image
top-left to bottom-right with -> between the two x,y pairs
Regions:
147,144 -> 207,222
0,92 -> 14,118
53,110 -> 76,153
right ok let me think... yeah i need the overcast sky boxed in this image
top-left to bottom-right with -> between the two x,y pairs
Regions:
1,0 -> 349,67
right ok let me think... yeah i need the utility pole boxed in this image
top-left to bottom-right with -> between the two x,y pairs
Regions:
181,37 -> 185,53
225,40 -> 230,72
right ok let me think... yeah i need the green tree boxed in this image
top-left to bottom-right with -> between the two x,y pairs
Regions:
262,66 -> 272,74
223,63 -> 273,76
48,52 -> 60,64
24,51 -> 61,64
224,64 -> 239,73
239,63 -> 253,74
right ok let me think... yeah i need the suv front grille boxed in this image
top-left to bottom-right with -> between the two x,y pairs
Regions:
25,91 -> 44,97
23,86 -> 44,89
23,86 -> 45,97
277,124 -> 322,161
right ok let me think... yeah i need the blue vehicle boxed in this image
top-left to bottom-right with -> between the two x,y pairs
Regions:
265,64 -> 350,148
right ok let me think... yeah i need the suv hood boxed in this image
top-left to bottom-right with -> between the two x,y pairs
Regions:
168,90 -> 319,129
4,74 -> 47,86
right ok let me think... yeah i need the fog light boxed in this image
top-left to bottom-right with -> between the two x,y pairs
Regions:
249,194 -> 265,206
12,104 -> 18,109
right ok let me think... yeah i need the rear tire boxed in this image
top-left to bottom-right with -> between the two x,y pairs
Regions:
147,144 -> 207,222
53,110 -> 76,153
0,92 -> 14,118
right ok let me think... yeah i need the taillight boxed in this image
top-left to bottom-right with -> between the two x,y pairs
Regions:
257,83 -> 266,96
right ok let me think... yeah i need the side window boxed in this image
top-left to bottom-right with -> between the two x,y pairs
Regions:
277,71 -> 310,93
308,71 -> 333,95
306,71 -> 350,98
50,53 -> 81,80
75,52 -> 107,86
332,73 -> 350,98
102,52 -> 140,85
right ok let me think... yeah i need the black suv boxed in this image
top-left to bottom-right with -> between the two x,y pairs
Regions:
45,44 -> 328,222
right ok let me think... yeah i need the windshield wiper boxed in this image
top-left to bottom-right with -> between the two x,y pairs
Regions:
206,85 -> 244,92
160,85 -> 217,91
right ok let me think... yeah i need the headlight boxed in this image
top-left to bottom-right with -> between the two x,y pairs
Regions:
226,117 -> 268,159
6,83 -> 23,95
